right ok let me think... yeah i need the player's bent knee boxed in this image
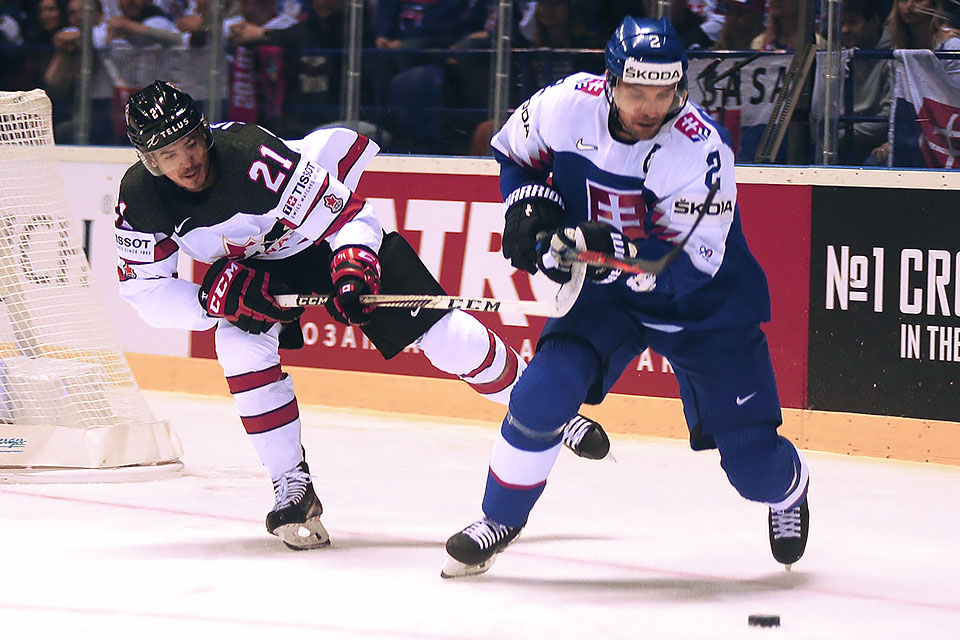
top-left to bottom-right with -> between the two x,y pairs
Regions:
506,337 -> 600,435
214,321 -> 282,375
417,310 -> 490,375
715,427 -> 801,504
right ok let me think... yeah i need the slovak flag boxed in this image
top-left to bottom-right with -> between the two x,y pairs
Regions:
890,50 -> 960,168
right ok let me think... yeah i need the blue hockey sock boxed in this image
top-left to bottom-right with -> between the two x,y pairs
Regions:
481,338 -> 599,527
715,427 -> 807,506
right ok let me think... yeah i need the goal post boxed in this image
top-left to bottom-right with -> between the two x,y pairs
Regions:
0,89 -> 183,471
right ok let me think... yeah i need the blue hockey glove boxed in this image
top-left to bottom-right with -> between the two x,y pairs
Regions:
538,221 -> 638,285
502,183 -> 565,274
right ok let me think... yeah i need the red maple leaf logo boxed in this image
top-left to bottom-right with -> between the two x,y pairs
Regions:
223,237 -> 258,260
323,192 -> 344,214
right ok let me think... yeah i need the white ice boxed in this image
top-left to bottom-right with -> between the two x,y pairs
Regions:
2,391 -> 959,639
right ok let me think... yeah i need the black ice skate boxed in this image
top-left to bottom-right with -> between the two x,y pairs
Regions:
266,460 -> 330,550
441,517 -> 523,578
562,414 -> 611,460
769,496 -> 809,569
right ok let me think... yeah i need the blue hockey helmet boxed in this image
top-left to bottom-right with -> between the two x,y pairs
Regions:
605,16 -> 688,88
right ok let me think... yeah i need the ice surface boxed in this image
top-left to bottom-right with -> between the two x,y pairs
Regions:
1,391 -> 958,639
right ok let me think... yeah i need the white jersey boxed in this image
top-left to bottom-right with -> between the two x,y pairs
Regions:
492,72 -> 769,328
114,124 -> 382,331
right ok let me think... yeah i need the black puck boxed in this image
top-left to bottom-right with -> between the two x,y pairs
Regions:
748,614 -> 780,628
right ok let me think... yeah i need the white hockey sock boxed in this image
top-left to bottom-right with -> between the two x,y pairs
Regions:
228,369 -> 304,479
417,310 -> 525,406
217,323 -> 305,479
767,445 -> 809,511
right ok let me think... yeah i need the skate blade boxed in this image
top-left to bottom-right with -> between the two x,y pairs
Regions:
783,563 -> 793,572
440,553 -> 498,579
275,519 -> 330,550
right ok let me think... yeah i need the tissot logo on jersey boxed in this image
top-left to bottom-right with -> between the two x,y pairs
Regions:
674,113 -> 710,142
280,160 -> 320,220
587,180 -> 647,239
114,228 -> 155,260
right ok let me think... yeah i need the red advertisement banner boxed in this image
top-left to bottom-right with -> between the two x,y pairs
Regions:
192,171 -> 811,408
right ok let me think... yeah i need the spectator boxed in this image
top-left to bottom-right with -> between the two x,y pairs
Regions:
225,0 -> 299,128
836,0 -> 892,165
752,0 -> 800,50
688,0 -> 726,42
886,0 -> 960,50
10,0 -> 66,90
464,0 -> 603,156
373,0 -> 474,50
25,0 -> 66,44
643,0 -> 717,49
177,0 -> 241,47
445,1 -> 530,154
870,0 -> 960,163
713,0 -> 765,50
373,1 -> 481,153
228,0 -> 360,136
527,0 -> 599,49
46,0 -> 104,93
92,0 -> 180,48
43,0 -> 115,143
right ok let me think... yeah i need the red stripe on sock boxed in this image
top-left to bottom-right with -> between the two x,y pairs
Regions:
226,365 -> 283,394
489,467 -> 546,491
468,343 -> 519,396
241,398 -> 299,434
463,330 -> 497,379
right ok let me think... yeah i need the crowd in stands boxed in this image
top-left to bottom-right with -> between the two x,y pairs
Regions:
0,0 -> 958,165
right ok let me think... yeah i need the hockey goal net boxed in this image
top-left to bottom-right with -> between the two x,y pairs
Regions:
0,89 -> 182,471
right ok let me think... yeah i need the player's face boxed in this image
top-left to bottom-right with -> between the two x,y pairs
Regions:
611,82 -> 680,141
150,129 -> 211,191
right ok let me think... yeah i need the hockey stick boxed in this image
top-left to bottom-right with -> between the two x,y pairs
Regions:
557,180 -> 721,276
274,250 -> 586,318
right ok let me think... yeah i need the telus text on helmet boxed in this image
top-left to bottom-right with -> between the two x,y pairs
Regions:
146,117 -> 189,148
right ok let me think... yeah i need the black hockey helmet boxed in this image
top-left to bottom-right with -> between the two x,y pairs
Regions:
125,80 -> 212,176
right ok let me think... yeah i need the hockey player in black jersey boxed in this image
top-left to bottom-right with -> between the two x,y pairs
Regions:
115,81 -> 610,549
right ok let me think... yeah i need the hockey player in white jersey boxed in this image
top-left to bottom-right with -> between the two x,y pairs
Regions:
115,81 -> 609,550
443,17 -> 809,577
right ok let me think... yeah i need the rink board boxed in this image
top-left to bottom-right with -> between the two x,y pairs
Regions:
54,148 -> 960,464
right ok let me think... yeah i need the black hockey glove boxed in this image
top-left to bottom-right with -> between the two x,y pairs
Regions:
327,245 -> 381,325
199,258 -> 304,335
502,183 -> 566,274
538,221 -> 638,285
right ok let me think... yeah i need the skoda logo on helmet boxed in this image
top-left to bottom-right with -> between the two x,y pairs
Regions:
622,58 -> 684,86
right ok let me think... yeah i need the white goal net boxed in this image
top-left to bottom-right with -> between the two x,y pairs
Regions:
0,89 -> 182,470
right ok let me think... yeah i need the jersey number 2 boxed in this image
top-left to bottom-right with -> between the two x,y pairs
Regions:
248,145 -> 294,193
705,150 -> 721,189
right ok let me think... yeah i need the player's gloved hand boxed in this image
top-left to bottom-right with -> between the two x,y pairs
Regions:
327,245 -> 381,325
502,183 -> 565,274
199,258 -> 304,334
538,221 -> 638,285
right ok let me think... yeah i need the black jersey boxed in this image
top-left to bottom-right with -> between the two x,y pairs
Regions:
114,124 -> 382,330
